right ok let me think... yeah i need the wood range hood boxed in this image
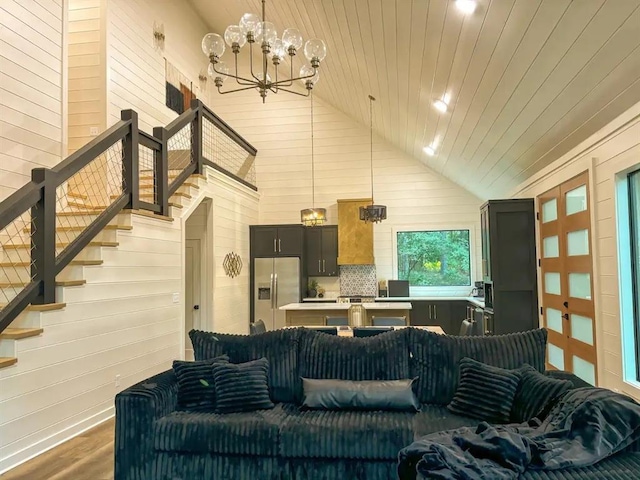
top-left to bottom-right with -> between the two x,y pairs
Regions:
337,198 -> 374,265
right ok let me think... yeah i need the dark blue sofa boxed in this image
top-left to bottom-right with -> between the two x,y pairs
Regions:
114,327 -> 640,480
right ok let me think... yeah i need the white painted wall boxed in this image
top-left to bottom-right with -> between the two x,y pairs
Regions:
0,0 -> 63,200
512,101 -> 640,401
106,0 -> 211,133
208,88 -> 484,288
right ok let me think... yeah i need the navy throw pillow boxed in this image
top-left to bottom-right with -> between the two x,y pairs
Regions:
511,365 -> 573,423
172,355 -> 229,412
447,357 -> 520,423
212,357 -> 274,413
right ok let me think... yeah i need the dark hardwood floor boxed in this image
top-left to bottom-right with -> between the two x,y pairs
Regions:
0,418 -> 114,480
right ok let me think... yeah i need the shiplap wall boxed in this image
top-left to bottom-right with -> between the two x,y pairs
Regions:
67,0 -> 105,154
209,88 -> 484,286
106,0 -> 209,133
512,101 -> 640,401
0,0 -> 63,201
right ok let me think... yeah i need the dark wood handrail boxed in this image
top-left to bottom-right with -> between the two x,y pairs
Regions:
0,181 -> 42,232
200,102 -> 257,156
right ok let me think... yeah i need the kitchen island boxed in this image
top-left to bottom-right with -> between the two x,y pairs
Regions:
280,302 -> 412,327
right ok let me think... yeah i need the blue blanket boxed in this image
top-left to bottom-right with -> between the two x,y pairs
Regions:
398,388 -> 640,480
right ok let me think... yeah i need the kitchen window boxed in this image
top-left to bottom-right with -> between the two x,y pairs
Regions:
617,167 -> 640,384
396,229 -> 471,287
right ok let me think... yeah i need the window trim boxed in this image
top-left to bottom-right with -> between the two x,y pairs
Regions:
616,167 -> 640,386
628,169 -> 640,381
391,223 -> 477,296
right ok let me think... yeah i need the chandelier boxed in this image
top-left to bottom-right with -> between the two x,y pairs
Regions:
360,95 -> 387,223
301,92 -> 326,227
202,0 -> 327,102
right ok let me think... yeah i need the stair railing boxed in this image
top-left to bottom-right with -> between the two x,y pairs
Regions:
0,102 -> 256,333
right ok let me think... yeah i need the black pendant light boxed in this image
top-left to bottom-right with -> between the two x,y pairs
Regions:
360,94 -> 386,223
301,92 -> 326,226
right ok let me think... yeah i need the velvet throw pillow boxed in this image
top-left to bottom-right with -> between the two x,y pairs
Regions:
212,357 -> 274,414
172,355 -> 229,412
301,378 -> 421,411
447,357 -> 520,423
511,365 -> 573,423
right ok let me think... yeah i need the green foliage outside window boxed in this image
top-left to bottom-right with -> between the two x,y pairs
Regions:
397,230 -> 471,286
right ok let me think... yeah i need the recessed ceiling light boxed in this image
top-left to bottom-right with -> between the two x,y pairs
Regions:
433,99 -> 448,113
423,145 -> 436,156
455,0 -> 477,14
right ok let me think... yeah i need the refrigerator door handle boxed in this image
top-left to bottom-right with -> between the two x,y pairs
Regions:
270,273 -> 275,309
274,274 -> 278,308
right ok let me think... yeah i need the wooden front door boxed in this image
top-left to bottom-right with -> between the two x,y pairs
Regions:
538,171 -> 597,385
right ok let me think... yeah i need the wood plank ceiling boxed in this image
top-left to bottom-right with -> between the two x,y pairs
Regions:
189,0 -> 640,199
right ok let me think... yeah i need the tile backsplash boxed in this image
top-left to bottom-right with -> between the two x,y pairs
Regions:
339,265 -> 377,296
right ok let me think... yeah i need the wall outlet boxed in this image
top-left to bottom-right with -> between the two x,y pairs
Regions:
172,293 -> 180,303
89,126 -> 99,136
115,374 -> 121,387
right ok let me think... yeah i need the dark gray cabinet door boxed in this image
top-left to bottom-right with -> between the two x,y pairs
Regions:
305,228 -> 323,276
409,301 -> 431,325
321,226 -> 338,276
251,227 -> 278,257
275,226 -> 304,256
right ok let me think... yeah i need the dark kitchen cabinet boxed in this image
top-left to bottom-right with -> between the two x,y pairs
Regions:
408,301 -> 456,334
250,225 -> 304,257
481,199 -> 538,334
305,226 -> 338,276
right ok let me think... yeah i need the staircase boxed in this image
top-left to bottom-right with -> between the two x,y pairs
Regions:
0,100 -> 257,370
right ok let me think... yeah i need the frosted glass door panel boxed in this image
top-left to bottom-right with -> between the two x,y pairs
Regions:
569,273 -> 591,299
570,314 -> 593,345
545,272 -> 561,295
542,199 -> 558,223
573,356 -> 596,385
546,308 -> 563,333
548,344 -> 565,370
567,229 -> 589,256
543,236 -> 559,258
566,185 -> 587,215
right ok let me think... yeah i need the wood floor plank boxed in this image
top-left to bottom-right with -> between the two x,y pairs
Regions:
0,419 -> 114,480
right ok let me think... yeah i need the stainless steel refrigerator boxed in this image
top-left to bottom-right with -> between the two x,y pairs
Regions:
254,257 -> 301,330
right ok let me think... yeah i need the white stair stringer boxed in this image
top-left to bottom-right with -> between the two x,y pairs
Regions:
0,170 -> 258,475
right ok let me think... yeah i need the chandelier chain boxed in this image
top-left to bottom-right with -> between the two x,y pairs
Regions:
369,94 -> 375,203
311,92 -> 315,209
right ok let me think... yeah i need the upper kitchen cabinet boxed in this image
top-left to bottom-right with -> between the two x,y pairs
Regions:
337,198 -> 374,265
250,225 -> 304,257
481,199 -> 538,334
305,226 -> 338,276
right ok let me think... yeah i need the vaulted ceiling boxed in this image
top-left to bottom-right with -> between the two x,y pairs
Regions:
190,0 -> 640,199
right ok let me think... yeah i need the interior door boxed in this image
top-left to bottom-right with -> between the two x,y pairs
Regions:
185,239 -> 201,361
538,171 -> 597,385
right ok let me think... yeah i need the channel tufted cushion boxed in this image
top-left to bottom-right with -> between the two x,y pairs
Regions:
189,328 -> 304,403
212,358 -> 274,413
447,357 -> 520,423
152,405 -> 289,456
278,403 -> 414,460
172,355 -> 229,412
408,328 -> 547,404
298,328 -> 410,382
511,365 -> 573,423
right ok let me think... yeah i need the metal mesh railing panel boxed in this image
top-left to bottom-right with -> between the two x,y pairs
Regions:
167,123 -> 193,189
202,116 -> 256,186
55,141 -> 124,253
138,143 -> 157,204
0,209 -> 36,310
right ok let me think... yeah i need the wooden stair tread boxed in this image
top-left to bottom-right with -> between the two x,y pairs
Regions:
0,327 -> 43,340
1,280 -> 86,288
139,181 -> 199,190
23,225 -> 132,233
57,211 -> 101,217
122,209 -> 174,222
4,241 -> 118,250
0,303 -> 66,312
0,260 -> 102,267
169,202 -> 183,209
67,192 -> 88,200
112,192 -> 191,200
0,357 -> 17,368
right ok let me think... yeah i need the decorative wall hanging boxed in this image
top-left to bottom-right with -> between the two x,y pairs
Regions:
223,252 -> 243,278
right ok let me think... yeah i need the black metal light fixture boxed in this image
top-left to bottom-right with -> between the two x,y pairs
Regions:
202,0 -> 327,102
301,92 -> 326,227
360,95 -> 387,223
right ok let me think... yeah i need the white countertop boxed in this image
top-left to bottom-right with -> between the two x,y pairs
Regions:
280,302 -> 412,311
375,296 -> 485,308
